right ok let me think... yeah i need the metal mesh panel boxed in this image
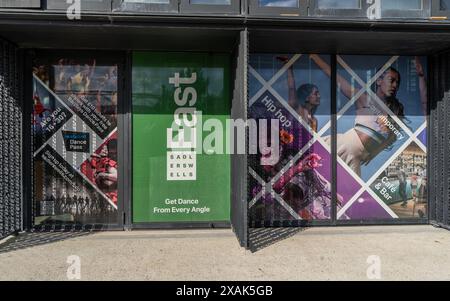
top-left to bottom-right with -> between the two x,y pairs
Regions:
436,55 -> 444,224
0,38 -> 22,239
430,51 -> 450,229
445,54 -> 450,226
231,30 -> 249,248
429,55 -> 438,221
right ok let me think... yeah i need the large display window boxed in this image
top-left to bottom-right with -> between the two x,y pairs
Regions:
248,53 -> 428,225
132,52 -> 231,224
334,55 -> 428,221
32,54 -> 120,226
248,54 -> 333,225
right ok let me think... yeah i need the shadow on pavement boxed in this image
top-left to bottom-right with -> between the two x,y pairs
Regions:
248,227 -> 307,252
0,231 -> 94,254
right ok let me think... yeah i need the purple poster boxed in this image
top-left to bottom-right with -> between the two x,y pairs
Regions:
248,54 -> 335,222
248,54 -> 428,223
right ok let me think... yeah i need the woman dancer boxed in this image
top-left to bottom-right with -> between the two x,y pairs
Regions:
272,153 -> 346,220
310,54 -> 427,177
277,56 -> 321,132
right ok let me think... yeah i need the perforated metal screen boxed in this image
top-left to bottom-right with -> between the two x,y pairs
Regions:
231,30 -> 249,248
0,38 -> 22,239
430,52 -> 450,229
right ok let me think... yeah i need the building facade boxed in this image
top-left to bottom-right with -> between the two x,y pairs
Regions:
0,0 -> 450,248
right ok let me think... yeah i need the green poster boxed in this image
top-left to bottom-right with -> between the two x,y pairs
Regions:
132,52 -> 230,223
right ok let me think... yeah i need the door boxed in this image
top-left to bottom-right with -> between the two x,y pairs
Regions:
31,51 -> 124,229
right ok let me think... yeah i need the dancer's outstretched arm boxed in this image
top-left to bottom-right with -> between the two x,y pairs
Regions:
310,54 -> 367,108
277,56 -> 298,109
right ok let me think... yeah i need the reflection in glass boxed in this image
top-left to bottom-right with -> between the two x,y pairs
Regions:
441,0 -> 450,10
317,0 -> 360,9
123,0 -> 170,3
190,0 -> 231,4
381,0 -> 422,10
259,0 -> 299,8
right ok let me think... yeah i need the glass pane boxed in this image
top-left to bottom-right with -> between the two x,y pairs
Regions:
0,0 -> 40,7
259,0 -> 299,8
32,56 -> 119,225
123,0 -> 170,3
441,0 -> 450,10
381,0 -> 422,10
190,0 -> 231,4
248,54 -> 332,223
317,0 -> 360,9
335,55 -> 428,220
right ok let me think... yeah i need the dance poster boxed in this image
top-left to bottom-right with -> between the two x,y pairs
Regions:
335,55 -> 427,220
32,57 -> 119,225
248,54 -> 428,223
248,54 -> 335,223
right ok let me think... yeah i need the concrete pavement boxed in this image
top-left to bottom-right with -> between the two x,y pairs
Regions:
0,225 -> 449,281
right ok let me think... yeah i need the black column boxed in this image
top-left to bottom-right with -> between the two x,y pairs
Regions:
429,51 -> 450,230
0,38 -> 23,239
230,29 -> 249,248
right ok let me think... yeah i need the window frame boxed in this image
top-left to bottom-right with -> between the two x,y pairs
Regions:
431,0 -> 450,17
112,0 -> 179,13
0,0 -> 41,8
179,0 -> 241,14
248,0 -> 308,17
309,0 -> 368,18
380,0 -> 431,19
46,0 -> 112,11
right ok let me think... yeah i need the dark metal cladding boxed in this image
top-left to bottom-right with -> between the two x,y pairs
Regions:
0,38 -> 22,239
231,30 -> 249,248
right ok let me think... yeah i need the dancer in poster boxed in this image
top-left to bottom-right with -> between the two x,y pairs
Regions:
32,93 -> 51,124
96,65 -> 118,126
67,59 -> 96,94
33,63 -> 49,84
415,165 -> 427,218
277,56 -> 321,132
310,54 -> 428,177
89,138 -> 118,204
271,153 -> 345,220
